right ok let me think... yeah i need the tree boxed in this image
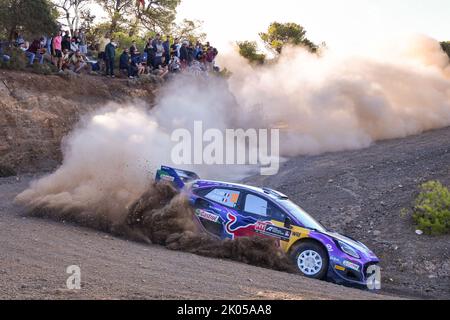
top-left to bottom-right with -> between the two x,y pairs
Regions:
441,41 -> 450,59
97,0 -> 180,35
79,7 -> 96,30
53,0 -> 91,34
259,22 -> 318,54
96,0 -> 135,34
237,41 -> 266,65
0,0 -> 59,41
172,19 -> 206,42
134,0 -> 181,34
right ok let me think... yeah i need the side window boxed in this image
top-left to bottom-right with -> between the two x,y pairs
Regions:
244,194 -> 268,217
268,204 -> 287,222
205,189 -> 240,208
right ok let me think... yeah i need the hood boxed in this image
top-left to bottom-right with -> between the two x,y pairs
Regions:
321,230 -> 379,261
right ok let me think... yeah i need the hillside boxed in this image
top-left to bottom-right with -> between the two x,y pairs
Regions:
0,70 -> 449,299
0,70 -> 158,176
245,127 -> 450,298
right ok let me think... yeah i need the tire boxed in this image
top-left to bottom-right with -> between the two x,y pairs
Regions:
291,241 -> 329,280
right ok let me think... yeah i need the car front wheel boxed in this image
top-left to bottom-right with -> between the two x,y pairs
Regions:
291,242 -> 329,280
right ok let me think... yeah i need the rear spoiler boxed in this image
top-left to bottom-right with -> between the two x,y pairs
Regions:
155,166 -> 200,189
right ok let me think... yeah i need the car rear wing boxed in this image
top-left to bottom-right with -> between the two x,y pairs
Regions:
155,166 -> 200,190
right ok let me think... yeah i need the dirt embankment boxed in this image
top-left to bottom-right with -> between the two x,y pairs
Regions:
0,70 -> 158,176
245,127 -> 450,299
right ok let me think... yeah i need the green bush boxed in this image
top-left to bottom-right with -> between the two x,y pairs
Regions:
413,181 -> 450,235
0,47 -> 27,71
237,41 -> 266,65
31,62 -> 58,75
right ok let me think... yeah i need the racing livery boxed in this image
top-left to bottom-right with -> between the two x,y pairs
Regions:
156,166 -> 380,289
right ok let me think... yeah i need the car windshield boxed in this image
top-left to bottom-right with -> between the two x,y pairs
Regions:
277,199 -> 326,232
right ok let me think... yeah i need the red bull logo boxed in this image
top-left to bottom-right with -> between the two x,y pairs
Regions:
225,213 -> 258,239
225,213 -> 274,240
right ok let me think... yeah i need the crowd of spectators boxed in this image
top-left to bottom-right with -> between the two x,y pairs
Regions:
3,29 -> 220,80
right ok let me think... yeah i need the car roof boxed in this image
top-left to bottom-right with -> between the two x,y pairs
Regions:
193,180 -> 289,201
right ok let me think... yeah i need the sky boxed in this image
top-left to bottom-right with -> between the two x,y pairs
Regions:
175,0 -> 450,53
90,0 -> 450,53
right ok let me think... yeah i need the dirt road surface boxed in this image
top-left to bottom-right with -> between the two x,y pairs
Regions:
1,175 -> 394,300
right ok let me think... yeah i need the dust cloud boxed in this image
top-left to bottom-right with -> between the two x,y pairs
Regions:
15,34 -> 450,272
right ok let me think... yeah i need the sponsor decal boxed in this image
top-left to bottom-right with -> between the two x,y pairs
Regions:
195,209 -> 220,223
225,213 -> 257,239
326,244 -> 334,252
335,265 -> 346,272
160,174 -> 175,182
330,256 -> 340,263
224,214 -> 291,241
255,222 -> 291,241
343,260 -> 360,272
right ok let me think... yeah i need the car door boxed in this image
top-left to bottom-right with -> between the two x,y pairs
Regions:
241,193 -> 294,242
195,188 -> 242,238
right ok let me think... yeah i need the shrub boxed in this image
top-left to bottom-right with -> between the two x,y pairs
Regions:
0,47 -> 27,70
31,62 -> 58,75
413,181 -> 450,235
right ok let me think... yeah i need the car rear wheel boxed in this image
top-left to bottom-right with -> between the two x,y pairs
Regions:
291,242 -> 329,280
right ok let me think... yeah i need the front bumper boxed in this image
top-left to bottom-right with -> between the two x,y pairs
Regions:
327,260 -> 380,289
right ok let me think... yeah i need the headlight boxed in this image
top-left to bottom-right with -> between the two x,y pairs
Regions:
338,241 -> 360,259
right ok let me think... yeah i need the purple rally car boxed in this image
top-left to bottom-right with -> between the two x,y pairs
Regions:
156,166 -> 380,289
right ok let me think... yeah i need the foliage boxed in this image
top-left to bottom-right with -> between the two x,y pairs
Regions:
237,41 -> 266,65
135,0 -> 180,34
259,22 -> 318,54
31,61 -> 58,75
96,0 -> 135,34
96,0 -> 180,35
413,181 -> 450,235
171,19 -> 206,43
53,0 -> 91,34
0,47 -> 27,70
0,0 -> 59,40
111,31 -> 146,50
441,41 -> 450,59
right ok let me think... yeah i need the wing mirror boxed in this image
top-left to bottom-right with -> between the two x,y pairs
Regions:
284,216 -> 292,229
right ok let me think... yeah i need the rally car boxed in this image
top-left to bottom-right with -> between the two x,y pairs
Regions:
156,166 -> 380,288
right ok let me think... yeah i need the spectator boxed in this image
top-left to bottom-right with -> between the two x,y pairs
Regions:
168,51 -> 181,73
206,46 -> 216,71
52,31 -> 63,71
145,38 -> 155,69
26,38 -> 45,65
71,30 -> 80,52
70,50 -> 88,73
79,28 -> 88,55
0,41 -> 11,63
45,35 -> 52,56
61,49 -> 71,70
62,31 -> 71,52
163,36 -> 170,66
14,32 -> 25,47
154,39 -> 164,68
119,48 -> 132,78
131,54 -> 145,76
171,38 -> 180,58
179,41 -> 189,69
104,39 -> 116,77
187,42 -> 196,64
